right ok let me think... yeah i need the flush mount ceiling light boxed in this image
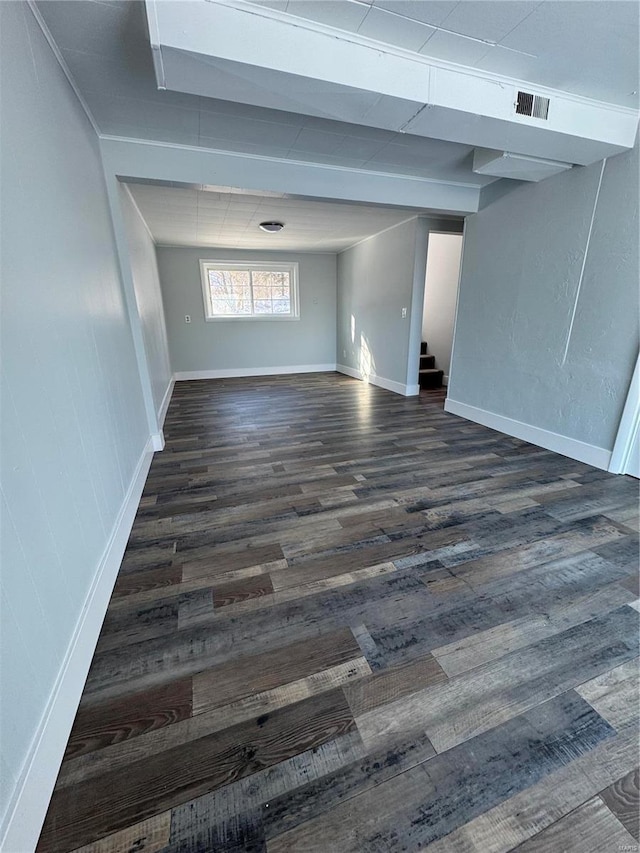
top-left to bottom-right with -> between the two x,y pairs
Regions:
259,221 -> 284,233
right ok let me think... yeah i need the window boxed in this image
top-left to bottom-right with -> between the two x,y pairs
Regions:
200,260 -> 299,320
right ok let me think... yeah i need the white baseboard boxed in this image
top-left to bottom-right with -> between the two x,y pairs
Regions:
443,375 -> 449,386
157,377 -> 175,427
174,364 -> 337,381
336,364 -> 418,397
444,398 -> 612,470
0,437 -> 155,853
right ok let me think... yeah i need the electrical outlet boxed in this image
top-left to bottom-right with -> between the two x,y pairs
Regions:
401,307 -> 407,319
185,315 -> 191,324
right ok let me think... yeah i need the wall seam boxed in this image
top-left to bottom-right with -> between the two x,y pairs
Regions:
561,158 -> 607,365
26,1 -> 102,137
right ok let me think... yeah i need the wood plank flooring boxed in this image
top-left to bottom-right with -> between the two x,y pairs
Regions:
37,373 -> 639,853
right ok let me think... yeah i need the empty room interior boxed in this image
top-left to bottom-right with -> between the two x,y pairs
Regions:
2,1 -> 640,851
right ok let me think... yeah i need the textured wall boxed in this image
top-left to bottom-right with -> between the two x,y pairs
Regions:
448,143 -> 639,451
120,185 -> 172,416
156,247 -> 337,372
0,4 -> 148,828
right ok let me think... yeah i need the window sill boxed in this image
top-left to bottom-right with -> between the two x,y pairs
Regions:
204,315 -> 300,322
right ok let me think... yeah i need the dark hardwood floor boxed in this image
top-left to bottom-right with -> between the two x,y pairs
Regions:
37,373 -> 639,853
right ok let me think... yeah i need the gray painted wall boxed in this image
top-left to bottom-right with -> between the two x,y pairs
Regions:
156,247 -> 337,372
337,218 -> 463,390
120,185 -> 172,416
0,3 -> 148,829
337,219 -> 424,387
448,142 -> 640,451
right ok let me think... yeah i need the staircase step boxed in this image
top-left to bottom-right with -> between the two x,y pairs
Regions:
420,354 -> 435,369
420,341 -> 428,355
419,368 -> 444,389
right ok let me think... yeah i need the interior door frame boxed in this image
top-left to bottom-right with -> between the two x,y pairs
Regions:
609,350 -> 640,474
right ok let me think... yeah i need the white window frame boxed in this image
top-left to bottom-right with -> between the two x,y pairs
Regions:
199,260 -> 300,321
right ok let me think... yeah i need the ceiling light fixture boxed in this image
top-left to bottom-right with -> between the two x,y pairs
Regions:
259,221 -> 285,233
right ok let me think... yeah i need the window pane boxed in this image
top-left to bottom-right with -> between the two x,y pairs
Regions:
252,284 -> 272,300
203,265 -> 295,318
210,298 -> 251,315
253,299 -> 274,314
250,269 -> 292,316
208,269 -> 250,298
207,268 -> 253,316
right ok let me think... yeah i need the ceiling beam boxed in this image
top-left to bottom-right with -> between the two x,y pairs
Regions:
145,0 -> 638,167
99,136 -> 481,215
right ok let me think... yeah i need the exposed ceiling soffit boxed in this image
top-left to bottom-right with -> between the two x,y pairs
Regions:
145,0 -> 639,168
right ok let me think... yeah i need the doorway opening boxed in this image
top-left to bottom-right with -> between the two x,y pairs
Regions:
420,232 -> 464,390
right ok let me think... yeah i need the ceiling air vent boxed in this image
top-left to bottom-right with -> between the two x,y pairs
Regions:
515,91 -> 550,120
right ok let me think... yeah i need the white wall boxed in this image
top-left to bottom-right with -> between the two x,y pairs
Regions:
422,233 -> 464,383
447,141 -> 639,467
156,247 -> 337,376
0,6 -> 152,848
119,185 -> 173,418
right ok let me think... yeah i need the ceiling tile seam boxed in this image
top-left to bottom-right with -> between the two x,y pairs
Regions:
357,8 -> 522,55
26,0 -> 102,137
496,0 -> 546,50
354,5 -> 436,53
397,102 -> 431,135
429,2 -> 537,56
196,113 -> 308,147
211,0 -> 639,113
85,89 -> 202,117
98,134 -> 485,191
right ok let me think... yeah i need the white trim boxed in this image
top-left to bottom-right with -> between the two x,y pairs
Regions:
442,375 -> 449,386
158,378 -> 175,428
199,260 -> 300,321
151,431 -> 165,452
444,398 -> 612,470
174,364 -> 336,381
0,437 -> 155,853
98,134 -> 483,192
27,2 -> 101,137
336,364 -> 418,397
609,352 -> 640,474
446,218 -> 467,394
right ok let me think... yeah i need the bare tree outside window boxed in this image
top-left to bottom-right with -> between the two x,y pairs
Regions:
200,262 -> 299,320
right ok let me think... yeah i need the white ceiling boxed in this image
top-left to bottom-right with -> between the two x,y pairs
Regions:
251,0 -> 639,108
35,1 -> 638,186
125,181 -> 439,251
35,0 -> 493,185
